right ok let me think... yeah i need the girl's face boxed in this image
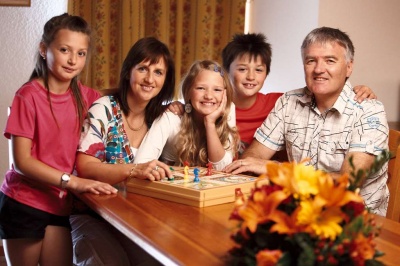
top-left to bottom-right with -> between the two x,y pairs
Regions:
129,58 -> 167,103
43,29 -> 89,88
189,69 -> 225,117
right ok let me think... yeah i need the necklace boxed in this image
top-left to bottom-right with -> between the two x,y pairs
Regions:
125,118 -> 145,131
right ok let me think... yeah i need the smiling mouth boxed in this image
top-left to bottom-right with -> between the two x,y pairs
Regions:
242,83 -> 257,89
63,67 -> 75,72
201,102 -> 215,106
141,85 -> 154,91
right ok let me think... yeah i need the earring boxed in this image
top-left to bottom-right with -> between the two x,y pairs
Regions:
184,102 -> 192,113
41,53 -> 46,60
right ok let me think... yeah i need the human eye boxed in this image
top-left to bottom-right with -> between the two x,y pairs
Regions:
305,58 -> 315,65
78,51 -> 87,57
137,66 -> 147,72
214,87 -> 223,92
326,58 -> 336,64
195,86 -> 205,91
237,67 -> 247,72
256,68 -> 265,73
154,69 -> 164,76
60,47 -> 69,53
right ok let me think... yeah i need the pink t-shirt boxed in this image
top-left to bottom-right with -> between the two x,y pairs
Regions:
2,80 -> 100,216
236,92 -> 283,151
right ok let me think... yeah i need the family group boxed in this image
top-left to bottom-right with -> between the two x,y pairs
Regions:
0,13 -> 387,266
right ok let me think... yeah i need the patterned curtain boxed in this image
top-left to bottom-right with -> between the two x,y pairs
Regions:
68,0 -> 245,95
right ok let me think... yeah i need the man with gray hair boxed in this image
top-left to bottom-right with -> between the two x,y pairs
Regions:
224,27 -> 389,216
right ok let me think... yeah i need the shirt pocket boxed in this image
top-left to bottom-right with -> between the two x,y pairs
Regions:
322,141 -> 349,172
285,132 -> 304,163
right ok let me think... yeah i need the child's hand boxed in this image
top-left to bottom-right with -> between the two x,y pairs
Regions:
166,101 -> 184,116
204,90 -> 227,125
353,85 -> 377,103
70,176 -> 118,195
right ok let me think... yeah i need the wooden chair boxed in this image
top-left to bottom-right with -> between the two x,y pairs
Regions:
386,129 -> 400,222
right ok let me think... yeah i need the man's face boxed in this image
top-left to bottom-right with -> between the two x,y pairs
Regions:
303,42 -> 353,100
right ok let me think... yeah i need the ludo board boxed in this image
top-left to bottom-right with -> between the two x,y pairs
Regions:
126,167 -> 258,207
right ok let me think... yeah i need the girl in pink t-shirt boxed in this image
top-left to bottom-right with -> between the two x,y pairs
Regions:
0,13 -> 116,266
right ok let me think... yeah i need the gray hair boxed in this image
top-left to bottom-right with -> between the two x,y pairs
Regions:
301,27 -> 355,63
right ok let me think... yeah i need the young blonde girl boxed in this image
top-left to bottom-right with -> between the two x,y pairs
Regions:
0,13 -> 116,266
135,60 -> 239,169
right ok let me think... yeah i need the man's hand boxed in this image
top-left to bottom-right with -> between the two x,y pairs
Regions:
223,157 -> 268,175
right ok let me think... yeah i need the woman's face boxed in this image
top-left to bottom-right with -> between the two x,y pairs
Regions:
129,57 -> 167,103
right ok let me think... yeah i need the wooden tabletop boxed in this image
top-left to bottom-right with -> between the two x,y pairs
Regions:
79,192 -> 400,266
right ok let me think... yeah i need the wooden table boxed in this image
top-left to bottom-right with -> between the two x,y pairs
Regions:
79,192 -> 400,266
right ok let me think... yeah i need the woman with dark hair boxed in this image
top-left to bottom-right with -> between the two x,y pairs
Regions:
71,37 -> 176,265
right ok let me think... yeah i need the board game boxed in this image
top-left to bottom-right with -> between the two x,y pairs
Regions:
126,167 -> 258,207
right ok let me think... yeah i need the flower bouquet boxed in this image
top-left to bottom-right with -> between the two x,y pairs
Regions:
229,154 -> 389,266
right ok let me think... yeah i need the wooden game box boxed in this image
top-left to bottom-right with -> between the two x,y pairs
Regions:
126,167 -> 258,207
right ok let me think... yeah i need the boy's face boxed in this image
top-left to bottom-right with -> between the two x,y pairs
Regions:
228,54 -> 268,98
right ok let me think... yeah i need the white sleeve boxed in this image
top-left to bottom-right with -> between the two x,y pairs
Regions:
210,104 -> 236,170
228,102 -> 236,128
134,112 -> 180,163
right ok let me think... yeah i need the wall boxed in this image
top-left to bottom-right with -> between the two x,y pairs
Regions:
250,0 -> 400,122
319,0 -> 400,122
0,1 -> 67,183
249,0 -> 319,93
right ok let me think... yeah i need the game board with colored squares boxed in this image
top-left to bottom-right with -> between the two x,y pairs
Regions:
126,163 -> 259,207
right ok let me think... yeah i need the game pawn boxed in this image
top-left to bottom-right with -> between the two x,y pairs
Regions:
193,168 -> 200,183
206,162 -> 213,176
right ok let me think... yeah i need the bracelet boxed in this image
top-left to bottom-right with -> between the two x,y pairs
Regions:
127,164 -> 137,182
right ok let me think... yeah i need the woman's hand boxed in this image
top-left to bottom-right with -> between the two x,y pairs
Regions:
131,160 -> 172,181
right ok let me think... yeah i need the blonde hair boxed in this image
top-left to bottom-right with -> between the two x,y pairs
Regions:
176,60 -> 239,166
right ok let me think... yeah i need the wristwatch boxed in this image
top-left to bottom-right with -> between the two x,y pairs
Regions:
59,173 -> 70,198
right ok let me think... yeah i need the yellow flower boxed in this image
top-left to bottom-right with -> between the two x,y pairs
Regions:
297,199 -> 344,240
256,249 -> 283,266
265,161 -> 322,199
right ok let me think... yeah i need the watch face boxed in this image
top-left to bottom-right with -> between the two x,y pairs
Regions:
62,174 -> 70,182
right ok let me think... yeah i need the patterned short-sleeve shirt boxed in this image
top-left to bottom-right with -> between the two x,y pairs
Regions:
255,82 -> 389,216
78,95 -> 135,164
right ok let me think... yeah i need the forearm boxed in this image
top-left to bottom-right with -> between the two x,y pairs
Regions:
205,123 -> 226,163
76,153 -> 132,185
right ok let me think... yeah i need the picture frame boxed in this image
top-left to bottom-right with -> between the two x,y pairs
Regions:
0,0 -> 30,6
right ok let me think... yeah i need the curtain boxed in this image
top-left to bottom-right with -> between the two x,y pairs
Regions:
68,0 -> 245,95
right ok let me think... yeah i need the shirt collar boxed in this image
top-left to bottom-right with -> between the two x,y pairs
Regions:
297,81 -> 353,115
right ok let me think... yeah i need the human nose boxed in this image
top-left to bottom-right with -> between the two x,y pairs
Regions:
68,53 -> 77,65
144,71 -> 154,83
246,69 -> 255,80
203,89 -> 213,99
313,60 -> 325,74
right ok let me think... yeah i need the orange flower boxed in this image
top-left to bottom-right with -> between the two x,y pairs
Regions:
317,173 -> 363,208
238,190 -> 288,235
350,233 -> 375,266
256,249 -> 283,266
